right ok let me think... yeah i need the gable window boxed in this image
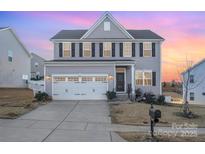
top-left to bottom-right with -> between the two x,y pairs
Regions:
104,21 -> 110,31
8,50 -> 13,62
83,42 -> 91,57
143,42 -> 152,57
123,42 -> 132,57
190,75 -> 194,83
190,92 -> 195,101
63,42 -> 71,57
136,71 -> 152,86
103,42 -> 111,57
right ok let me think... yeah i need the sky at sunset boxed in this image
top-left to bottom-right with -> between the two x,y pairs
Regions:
0,11 -> 205,82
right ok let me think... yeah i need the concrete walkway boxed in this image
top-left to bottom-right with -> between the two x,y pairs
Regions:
0,101 -> 126,142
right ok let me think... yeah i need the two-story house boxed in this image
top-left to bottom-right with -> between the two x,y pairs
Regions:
44,12 -> 164,100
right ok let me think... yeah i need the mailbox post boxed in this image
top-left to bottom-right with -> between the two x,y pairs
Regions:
149,104 -> 161,138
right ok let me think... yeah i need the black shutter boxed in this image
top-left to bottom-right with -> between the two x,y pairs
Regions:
59,43 -> 63,57
71,43 -> 75,57
92,43 -> 95,57
140,43 -> 143,57
120,43 -> 123,57
112,43 -> 115,57
132,43 -> 135,57
152,72 -> 156,86
99,43 -> 103,57
79,43 -> 83,57
152,43 -> 156,57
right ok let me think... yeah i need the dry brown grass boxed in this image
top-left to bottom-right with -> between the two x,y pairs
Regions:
0,88 -> 38,118
118,132 -> 205,142
110,103 -> 205,127
163,91 -> 183,102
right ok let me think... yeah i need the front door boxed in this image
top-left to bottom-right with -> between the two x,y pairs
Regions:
116,72 -> 125,92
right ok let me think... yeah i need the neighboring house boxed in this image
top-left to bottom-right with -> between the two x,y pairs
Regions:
31,53 -> 45,80
182,59 -> 205,105
0,27 -> 30,88
44,12 -> 164,100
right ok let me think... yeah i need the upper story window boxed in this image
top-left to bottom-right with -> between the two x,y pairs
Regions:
190,92 -> 195,101
190,75 -> 194,83
63,42 -> 71,57
136,71 -> 152,86
143,42 -> 152,57
83,42 -> 91,57
104,21 -> 110,31
8,50 -> 13,62
103,42 -> 111,57
123,42 -> 132,57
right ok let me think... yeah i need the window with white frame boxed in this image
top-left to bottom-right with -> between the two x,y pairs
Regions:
104,21 -> 110,31
83,42 -> 91,57
135,71 -> 152,86
103,42 -> 111,57
8,50 -> 13,62
190,92 -> 195,101
63,42 -> 71,57
144,72 -> 152,86
123,42 -> 132,57
143,42 -> 152,57
135,71 -> 143,86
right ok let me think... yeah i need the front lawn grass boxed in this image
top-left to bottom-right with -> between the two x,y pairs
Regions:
110,103 -> 205,127
118,132 -> 205,142
0,88 -> 38,119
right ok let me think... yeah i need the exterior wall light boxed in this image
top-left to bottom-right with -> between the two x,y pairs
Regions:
108,75 -> 114,80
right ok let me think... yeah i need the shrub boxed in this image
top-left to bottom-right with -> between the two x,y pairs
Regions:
34,92 -> 49,102
106,91 -> 116,100
144,92 -> 156,104
135,88 -> 143,98
157,95 -> 166,105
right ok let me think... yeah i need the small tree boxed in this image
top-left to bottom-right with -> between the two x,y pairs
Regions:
178,58 -> 205,117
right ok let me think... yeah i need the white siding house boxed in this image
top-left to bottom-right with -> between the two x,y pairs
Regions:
182,59 -> 205,105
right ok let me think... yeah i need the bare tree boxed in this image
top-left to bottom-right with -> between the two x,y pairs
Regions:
177,58 -> 205,117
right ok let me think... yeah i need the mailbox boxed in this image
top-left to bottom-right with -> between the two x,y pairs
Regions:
155,110 -> 161,119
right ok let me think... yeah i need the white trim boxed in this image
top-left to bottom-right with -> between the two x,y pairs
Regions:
131,64 -> 135,95
62,42 -> 71,57
43,65 -> 46,92
83,42 -> 92,57
51,73 -> 109,100
116,67 -> 126,93
135,70 -> 153,86
80,12 -> 134,39
51,39 -> 164,42
143,42 -> 152,57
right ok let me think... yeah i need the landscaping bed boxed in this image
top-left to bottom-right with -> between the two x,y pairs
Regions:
0,88 -> 38,119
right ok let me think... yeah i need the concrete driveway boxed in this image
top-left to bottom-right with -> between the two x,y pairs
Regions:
0,101 -> 125,142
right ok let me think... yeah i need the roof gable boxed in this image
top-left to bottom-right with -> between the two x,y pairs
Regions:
81,12 -> 134,39
0,27 -> 30,57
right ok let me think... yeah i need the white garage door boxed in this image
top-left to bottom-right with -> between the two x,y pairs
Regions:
52,74 -> 108,100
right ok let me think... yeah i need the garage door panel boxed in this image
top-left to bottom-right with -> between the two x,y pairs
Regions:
52,75 -> 108,100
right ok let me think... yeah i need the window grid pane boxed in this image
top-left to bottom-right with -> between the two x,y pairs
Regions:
136,72 -> 143,86
123,42 -> 132,57
63,43 -> 71,57
83,42 -> 91,57
103,42 -> 111,57
144,72 -> 152,86
143,42 -> 152,57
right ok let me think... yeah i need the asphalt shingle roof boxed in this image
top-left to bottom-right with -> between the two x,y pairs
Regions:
51,29 -> 164,40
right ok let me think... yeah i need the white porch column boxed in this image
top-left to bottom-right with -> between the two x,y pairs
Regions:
131,64 -> 135,96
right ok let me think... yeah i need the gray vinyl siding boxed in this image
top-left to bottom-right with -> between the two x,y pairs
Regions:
31,53 -> 44,78
0,29 -> 30,88
85,17 -> 129,39
45,65 -> 115,96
